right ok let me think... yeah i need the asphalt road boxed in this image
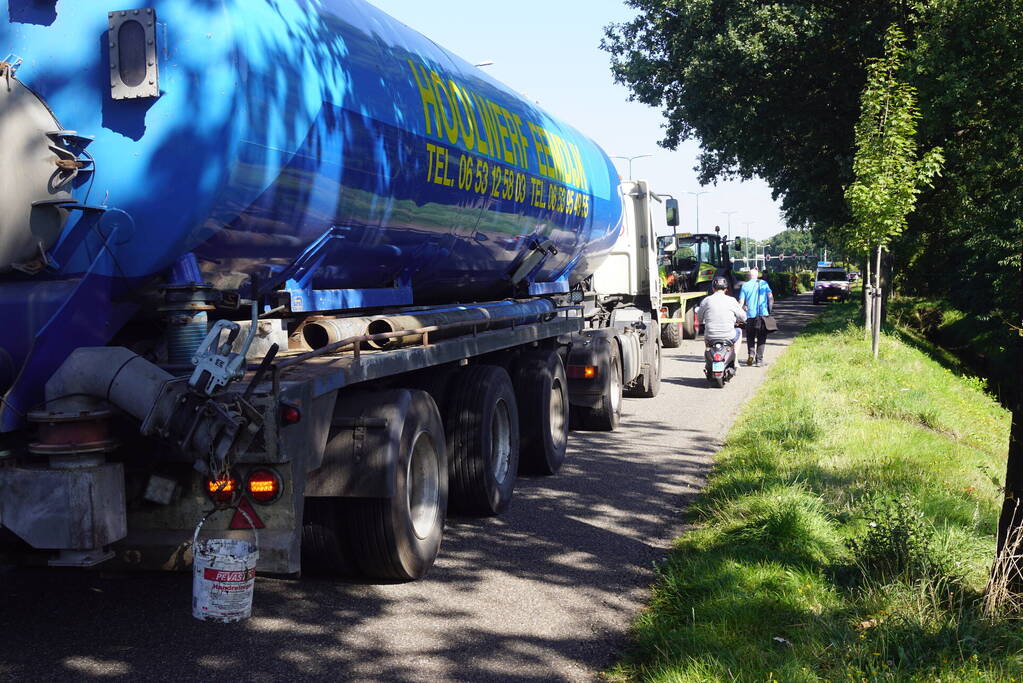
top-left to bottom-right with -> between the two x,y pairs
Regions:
0,294 -> 818,683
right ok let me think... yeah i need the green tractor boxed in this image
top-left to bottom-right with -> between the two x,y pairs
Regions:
657,220 -> 742,348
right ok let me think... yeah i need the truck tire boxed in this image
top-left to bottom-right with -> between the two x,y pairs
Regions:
571,340 -> 622,431
302,390 -> 447,581
682,303 -> 697,339
661,312 -> 682,348
445,365 -> 520,516
514,350 -> 569,476
301,498 -> 358,576
626,340 -> 661,399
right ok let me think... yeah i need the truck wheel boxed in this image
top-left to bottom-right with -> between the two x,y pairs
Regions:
303,390 -> 447,581
626,340 -> 661,399
661,314 -> 682,348
301,498 -> 358,576
514,350 -> 569,476
571,340 -> 622,431
445,365 -> 520,515
682,304 -> 697,339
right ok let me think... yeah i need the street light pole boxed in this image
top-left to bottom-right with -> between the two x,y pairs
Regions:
742,221 -> 755,267
720,210 -> 738,239
610,154 -> 653,181
687,190 -> 709,233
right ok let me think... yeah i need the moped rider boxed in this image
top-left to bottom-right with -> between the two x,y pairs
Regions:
698,275 -> 747,347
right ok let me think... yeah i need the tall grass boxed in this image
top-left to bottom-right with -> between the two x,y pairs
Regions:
609,304 -> 1018,681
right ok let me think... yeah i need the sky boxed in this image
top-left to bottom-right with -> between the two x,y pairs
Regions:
368,0 -> 788,241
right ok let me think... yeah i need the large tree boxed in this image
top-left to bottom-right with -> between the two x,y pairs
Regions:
603,0 -> 1021,321
906,0 -> 1023,317
602,1 -> 913,231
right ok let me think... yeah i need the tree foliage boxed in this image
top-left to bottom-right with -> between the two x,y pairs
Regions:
602,1 -> 912,230
907,0 -> 1023,316
764,228 -> 815,256
603,0 -> 1021,320
844,26 -> 943,255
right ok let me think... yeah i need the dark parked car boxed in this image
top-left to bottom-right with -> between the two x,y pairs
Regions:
813,269 -> 851,304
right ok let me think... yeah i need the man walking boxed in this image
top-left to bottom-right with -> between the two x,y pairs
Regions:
738,268 -> 774,366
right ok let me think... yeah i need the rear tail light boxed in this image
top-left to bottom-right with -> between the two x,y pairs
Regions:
206,475 -> 239,504
246,469 -> 282,504
567,365 -> 598,379
713,353 -> 722,361
280,403 -> 302,425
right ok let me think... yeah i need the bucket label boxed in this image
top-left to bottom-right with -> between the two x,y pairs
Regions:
204,568 -> 256,582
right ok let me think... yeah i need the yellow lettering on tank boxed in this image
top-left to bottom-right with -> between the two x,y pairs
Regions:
425,142 -> 438,181
547,131 -> 566,184
408,60 -> 441,138
465,91 -> 489,156
491,103 -> 515,165
569,142 -> 589,192
512,114 -> 530,169
533,123 -> 556,180
527,122 -> 549,177
505,108 -> 524,168
552,133 -> 566,184
530,177 -> 545,208
449,81 -> 476,151
474,93 -> 500,161
430,70 -> 459,145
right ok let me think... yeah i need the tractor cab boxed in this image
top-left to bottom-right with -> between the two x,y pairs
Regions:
658,230 -> 738,294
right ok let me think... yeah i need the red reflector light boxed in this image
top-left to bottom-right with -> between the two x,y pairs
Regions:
230,497 -> 265,530
206,476 -> 238,504
713,372 -> 723,377
567,365 -> 598,379
280,404 -> 302,425
246,469 -> 281,504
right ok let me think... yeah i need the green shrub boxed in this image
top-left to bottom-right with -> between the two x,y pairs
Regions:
846,496 -> 953,580
762,270 -> 797,298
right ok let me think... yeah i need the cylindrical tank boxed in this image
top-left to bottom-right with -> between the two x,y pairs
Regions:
0,0 -> 624,428
0,0 -> 623,299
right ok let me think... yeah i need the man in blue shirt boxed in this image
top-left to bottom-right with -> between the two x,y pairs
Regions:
738,268 -> 774,366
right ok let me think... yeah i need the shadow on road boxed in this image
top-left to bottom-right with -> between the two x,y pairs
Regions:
0,295 -> 819,682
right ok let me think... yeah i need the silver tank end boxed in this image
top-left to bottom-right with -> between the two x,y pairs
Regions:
0,69 -> 71,272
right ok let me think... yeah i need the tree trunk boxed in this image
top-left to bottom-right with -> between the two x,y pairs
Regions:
880,248 -> 894,326
864,254 -> 872,340
871,245 -> 882,360
995,248 -> 1023,595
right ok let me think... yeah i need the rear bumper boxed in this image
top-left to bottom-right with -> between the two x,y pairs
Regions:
112,464 -> 303,574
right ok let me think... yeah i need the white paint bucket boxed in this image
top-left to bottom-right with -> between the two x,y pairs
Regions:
191,509 -> 259,623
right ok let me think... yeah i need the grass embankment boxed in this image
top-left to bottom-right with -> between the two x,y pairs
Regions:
887,297 -> 1016,410
611,303 -> 1017,681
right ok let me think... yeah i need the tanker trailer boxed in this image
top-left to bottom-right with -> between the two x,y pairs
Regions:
0,0 -> 663,579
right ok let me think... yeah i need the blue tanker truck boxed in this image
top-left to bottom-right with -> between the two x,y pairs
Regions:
0,0 -> 666,579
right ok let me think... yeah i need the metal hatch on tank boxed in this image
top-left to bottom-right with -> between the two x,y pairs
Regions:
0,0 -> 622,427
